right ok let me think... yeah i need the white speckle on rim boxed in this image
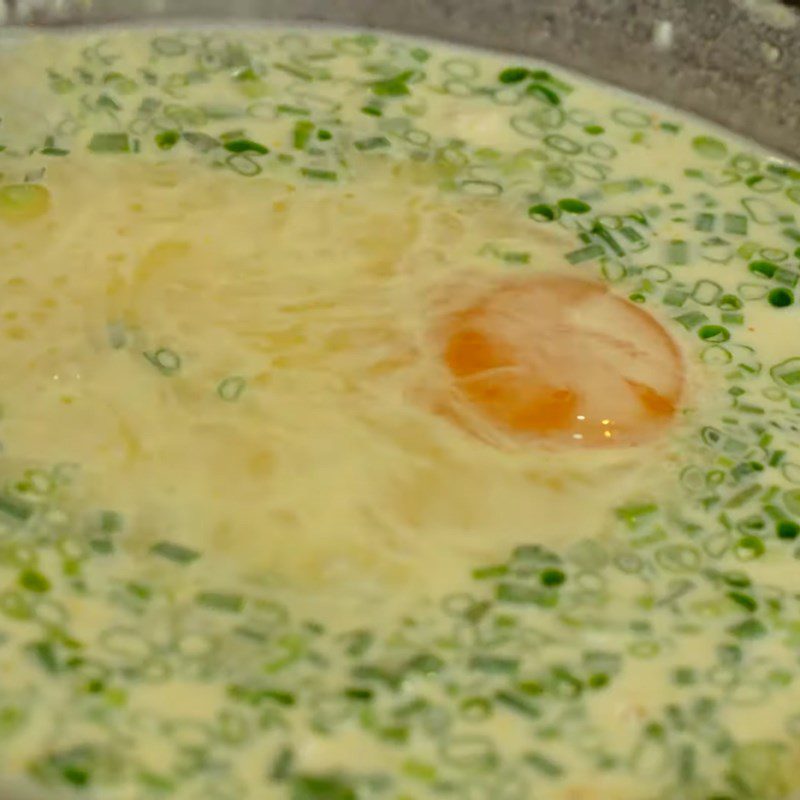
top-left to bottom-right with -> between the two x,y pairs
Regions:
652,20 -> 675,51
733,0 -> 799,29
760,39 -> 783,64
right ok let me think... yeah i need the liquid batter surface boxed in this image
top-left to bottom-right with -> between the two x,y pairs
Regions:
0,26 -> 799,800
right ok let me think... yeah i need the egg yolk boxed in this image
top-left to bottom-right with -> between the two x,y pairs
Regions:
440,274 -> 683,447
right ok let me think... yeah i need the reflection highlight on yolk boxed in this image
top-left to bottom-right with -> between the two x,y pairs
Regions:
439,274 -> 683,447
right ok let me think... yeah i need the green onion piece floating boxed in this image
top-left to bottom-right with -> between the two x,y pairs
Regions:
370,71 -> 415,97
270,747 -> 294,781
301,168 -> 338,182
290,774 -> 356,800
88,132 -> 131,153
566,244 -> 605,264
150,541 -> 201,565
749,260 -> 778,278
540,568 -> 566,586
498,67 -> 529,83
293,120 -> 315,150
727,590 -> 758,612
777,520 -> 800,539
771,357 -> 800,389
469,655 -> 519,674
527,83 -> 561,106
182,131 -> 219,152
196,591 -> 245,613
154,129 -> 180,150
768,287 -> 794,307
697,324 -> 730,343
19,569 -> 51,593
666,239 -> 689,265
0,494 -> 34,522
353,136 -> 391,151
217,376 -> 247,402
528,203 -> 557,222
728,618 -> 767,639
558,198 -> 591,214
524,751 -> 565,778
724,213 -> 748,235
223,138 -> 269,154
143,348 -> 181,375
691,135 -> 728,159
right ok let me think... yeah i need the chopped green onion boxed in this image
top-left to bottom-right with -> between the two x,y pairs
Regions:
749,260 -> 778,278
27,640 -> 60,672
371,71 -> 415,97
182,131 -> 219,152
666,239 -> 689,265
99,510 -> 124,534
271,746 -> 294,781
663,288 -> 689,307
694,212 -> 715,232
19,569 -> 51,593
196,592 -> 245,613
524,752 -> 564,777
150,541 -> 201,564
698,325 -> 730,342
353,136 -> 390,151
154,129 -> 180,150
736,535 -> 766,559
771,357 -> 800,388
558,198 -> 591,214
527,83 -> 561,106
495,690 -> 542,718
691,135 -> 727,159
727,591 -> 758,612
768,287 -> 794,307
540,568 -> 566,586
528,203 -> 557,222
301,168 -> 338,181
469,655 -> 519,674
724,213 -> 748,235
496,583 -> 554,606
498,67 -> 529,83
471,563 -> 508,580
88,132 -> 131,153
223,138 -> 269,154
290,774 -> 356,800
143,348 -> 181,375
0,494 -> 34,521
293,120 -> 315,150
217,376 -> 247,402
728,618 -> 767,639
276,104 -> 311,116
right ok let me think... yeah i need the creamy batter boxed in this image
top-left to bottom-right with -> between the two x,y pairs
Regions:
0,26 -> 799,800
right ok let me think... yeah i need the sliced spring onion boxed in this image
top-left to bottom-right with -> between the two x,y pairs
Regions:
150,541 -> 201,564
143,348 -> 181,375
223,138 -> 269,154
87,132 -> 131,153
196,591 -> 245,613
217,376 -> 247,402
301,167 -> 338,181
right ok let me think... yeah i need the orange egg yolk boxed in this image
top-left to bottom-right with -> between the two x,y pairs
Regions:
440,274 -> 684,447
